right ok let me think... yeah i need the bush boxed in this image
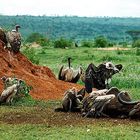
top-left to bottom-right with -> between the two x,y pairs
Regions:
22,46 -> 40,65
136,48 -> 140,56
26,32 -> 48,46
94,36 -> 108,48
132,39 -> 140,48
81,40 -> 94,48
18,80 -> 32,97
54,38 -> 72,48
108,42 -> 114,47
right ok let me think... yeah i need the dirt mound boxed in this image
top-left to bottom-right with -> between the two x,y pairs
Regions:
0,42 -> 83,100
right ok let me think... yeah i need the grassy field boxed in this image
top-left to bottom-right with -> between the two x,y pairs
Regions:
36,46 -> 140,98
1,46 -> 140,140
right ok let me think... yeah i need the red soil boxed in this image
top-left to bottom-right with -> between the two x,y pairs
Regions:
0,42 -> 83,100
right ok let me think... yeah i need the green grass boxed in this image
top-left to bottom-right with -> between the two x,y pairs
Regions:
0,123 -> 140,140
1,46 -> 139,140
31,47 -> 140,93
0,97 -> 140,140
22,46 -> 140,97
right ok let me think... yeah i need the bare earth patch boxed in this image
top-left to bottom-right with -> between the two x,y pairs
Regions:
97,47 -> 130,51
0,42 -> 83,100
0,106 -> 139,126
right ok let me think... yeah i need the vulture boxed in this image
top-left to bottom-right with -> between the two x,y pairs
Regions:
58,57 -> 83,83
0,27 -> 8,47
7,25 -> 21,53
0,80 -> 22,105
85,62 -> 123,93
55,87 -> 86,112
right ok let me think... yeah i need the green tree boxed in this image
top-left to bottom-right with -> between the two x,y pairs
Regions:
94,36 -> 108,48
54,38 -> 72,48
81,40 -> 94,48
132,39 -> 140,48
26,32 -> 48,46
126,30 -> 140,42
22,46 -> 40,65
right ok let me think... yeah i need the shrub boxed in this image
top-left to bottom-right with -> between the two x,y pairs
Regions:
18,80 -> 32,97
118,41 -> 127,47
81,40 -> 94,48
54,38 -> 72,48
26,32 -> 48,46
94,36 -> 108,48
132,39 -> 140,48
22,46 -> 40,65
108,42 -> 114,47
136,48 -> 140,56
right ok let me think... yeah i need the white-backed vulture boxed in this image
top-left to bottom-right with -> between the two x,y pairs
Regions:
0,80 -> 22,105
58,57 -> 83,83
7,25 -> 21,53
1,76 -> 19,89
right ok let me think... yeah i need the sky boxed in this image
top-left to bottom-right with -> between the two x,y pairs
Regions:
0,0 -> 140,17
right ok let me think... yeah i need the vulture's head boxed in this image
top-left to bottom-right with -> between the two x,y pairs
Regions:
15,25 -> 21,32
98,62 -> 123,79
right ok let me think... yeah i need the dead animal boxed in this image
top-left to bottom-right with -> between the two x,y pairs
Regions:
118,92 -> 140,119
85,62 -> 122,93
58,57 -> 83,83
55,87 -> 85,112
82,87 -> 132,118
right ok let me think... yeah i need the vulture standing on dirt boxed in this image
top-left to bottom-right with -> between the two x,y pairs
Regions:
0,27 -> 8,47
58,57 -> 83,83
7,25 -> 21,53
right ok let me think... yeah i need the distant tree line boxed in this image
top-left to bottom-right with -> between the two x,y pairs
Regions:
0,15 -> 140,43
25,33 -> 111,48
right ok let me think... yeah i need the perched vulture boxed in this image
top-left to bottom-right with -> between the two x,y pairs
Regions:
58,57 -> 83,83
0,27 -> 8,47
7,25 -> 21,53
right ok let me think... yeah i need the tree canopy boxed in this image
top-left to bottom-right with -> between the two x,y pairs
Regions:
0,15 -> 140,43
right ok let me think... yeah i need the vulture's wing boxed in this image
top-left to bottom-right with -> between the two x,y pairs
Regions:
7,31 -> 15,43
0,28 -> 7,46
71,72 -> 81,83
85,94 -> 115,118
77,88 -> 86,100
58,65 -> 65,80
85,63 -> 98,93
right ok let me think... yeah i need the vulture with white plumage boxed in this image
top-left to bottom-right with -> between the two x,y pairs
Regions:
58,57 -> 83,83
7,25 -> 21,53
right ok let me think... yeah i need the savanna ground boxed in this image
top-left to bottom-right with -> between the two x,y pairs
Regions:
1,46 -> 140,140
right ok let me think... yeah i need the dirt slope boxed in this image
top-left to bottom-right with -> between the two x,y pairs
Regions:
0,42 -> 83,100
